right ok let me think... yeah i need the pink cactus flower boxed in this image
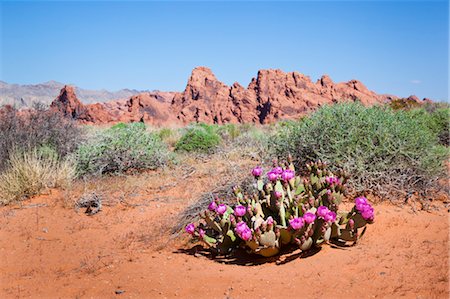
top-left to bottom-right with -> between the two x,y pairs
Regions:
274,191 -> 283,198
240,228 -> 252,241
289,217 -> 305,230
303,212 -> 316,224
267,171 -> 279,182
185,223 -> 195,235
266,216 -> 274,226
235,221 -> 249,235
317,206 -> 330,218
251,166 -> 263,177
361,205 -> 375,221
324,211 -> 336,222
234,205 -> 246,217
281,169 -> 295,182
348,219 -> 355,229
199,228 -> 205,239
208,201 -> 218,211
273,166 -> 283,174
326,176 -> 341,185
216,204 -> 227,215
355,196 -> 368,207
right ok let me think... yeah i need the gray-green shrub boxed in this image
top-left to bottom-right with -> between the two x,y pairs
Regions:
270,102 -> 448,197
175,123 -> 221,153
75,122 -> 170,176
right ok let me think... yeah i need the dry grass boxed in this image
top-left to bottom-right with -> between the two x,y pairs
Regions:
0,149 -> 76,205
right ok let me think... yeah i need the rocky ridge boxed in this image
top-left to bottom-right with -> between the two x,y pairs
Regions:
49,67 -> 413,125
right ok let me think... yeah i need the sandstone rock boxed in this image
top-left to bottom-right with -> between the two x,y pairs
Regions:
50,67 -> 395,126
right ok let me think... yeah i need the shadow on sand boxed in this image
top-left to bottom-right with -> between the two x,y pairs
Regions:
176,244 -> 323,266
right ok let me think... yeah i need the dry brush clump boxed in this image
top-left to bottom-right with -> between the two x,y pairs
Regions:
0,148 -> 76,205
0,104 -> 83,172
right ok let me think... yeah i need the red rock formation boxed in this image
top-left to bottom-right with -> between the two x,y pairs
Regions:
50,67 -> 399,126
50,86 -> 85,119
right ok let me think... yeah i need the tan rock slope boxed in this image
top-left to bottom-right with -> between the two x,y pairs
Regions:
50,66 -> 396,125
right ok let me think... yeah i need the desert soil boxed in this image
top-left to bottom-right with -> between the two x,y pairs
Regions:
1,157 -> 449,299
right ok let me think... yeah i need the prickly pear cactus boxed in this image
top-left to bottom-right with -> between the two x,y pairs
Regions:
185,157 -> 375,258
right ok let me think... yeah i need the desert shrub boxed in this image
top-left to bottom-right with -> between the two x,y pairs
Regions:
157,127 -> 182,148
270,102 -> 448,197
175,123 -> 221,153
184,160 -> 374,257
0,147 -> 76,205
224,125 -> 271,160
389,98 -> 422,110
216,124 -> 241,142
400,107 -> 449,146
75,122 -> 170,176
0,104 -> 83,171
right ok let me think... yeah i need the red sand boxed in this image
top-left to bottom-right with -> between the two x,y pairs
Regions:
1,173 -> 448,298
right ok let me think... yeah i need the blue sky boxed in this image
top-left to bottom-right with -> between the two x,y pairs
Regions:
0,1 -> 448,100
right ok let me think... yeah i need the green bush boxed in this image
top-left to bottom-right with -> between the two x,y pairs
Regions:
75,122 -> 170,176
270,102 -> 448,197
403,107 -> 449,146
175,123 -> 221,153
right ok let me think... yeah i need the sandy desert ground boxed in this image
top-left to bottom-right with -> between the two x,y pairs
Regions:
1,157 -> 448,299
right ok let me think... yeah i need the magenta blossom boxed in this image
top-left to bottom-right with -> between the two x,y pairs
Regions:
303,212 -> 316,224
185,223 -> 195,235
208,201 -> 218,211
235,221 -> 252,241
361,205 -> 375,221
199,228 -> 205,239
354,197 -> 374,221
235,221 -> 249,235
325,176 -> 341,185
273,166 -> 283,174
289,217 -> 305,230
267,171 -> 279,182
251,166 -> 263,177
274,191 -> 283,199
281,169 -> 295,182
317,206 -> 330,218
355,196 -> 368,208
324,211 -> 337,222
234,205 -> 246,217
266,216 -> 274,226
216,204 -> 227,215
239,228 -> 253,241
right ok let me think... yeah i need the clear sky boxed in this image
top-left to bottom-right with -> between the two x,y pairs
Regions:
0,0 -> 448,101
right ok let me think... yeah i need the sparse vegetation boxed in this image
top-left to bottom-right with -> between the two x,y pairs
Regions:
0,147 -> 76,205
175,123 -> 221,153
75,122 -> 170,176
270,102 -> 448,197
0,104 -> 84,171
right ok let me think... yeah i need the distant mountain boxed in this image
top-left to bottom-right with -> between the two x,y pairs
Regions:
0,80 -> 145,108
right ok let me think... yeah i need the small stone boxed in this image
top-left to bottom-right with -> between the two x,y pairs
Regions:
115,290 -> 125,295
